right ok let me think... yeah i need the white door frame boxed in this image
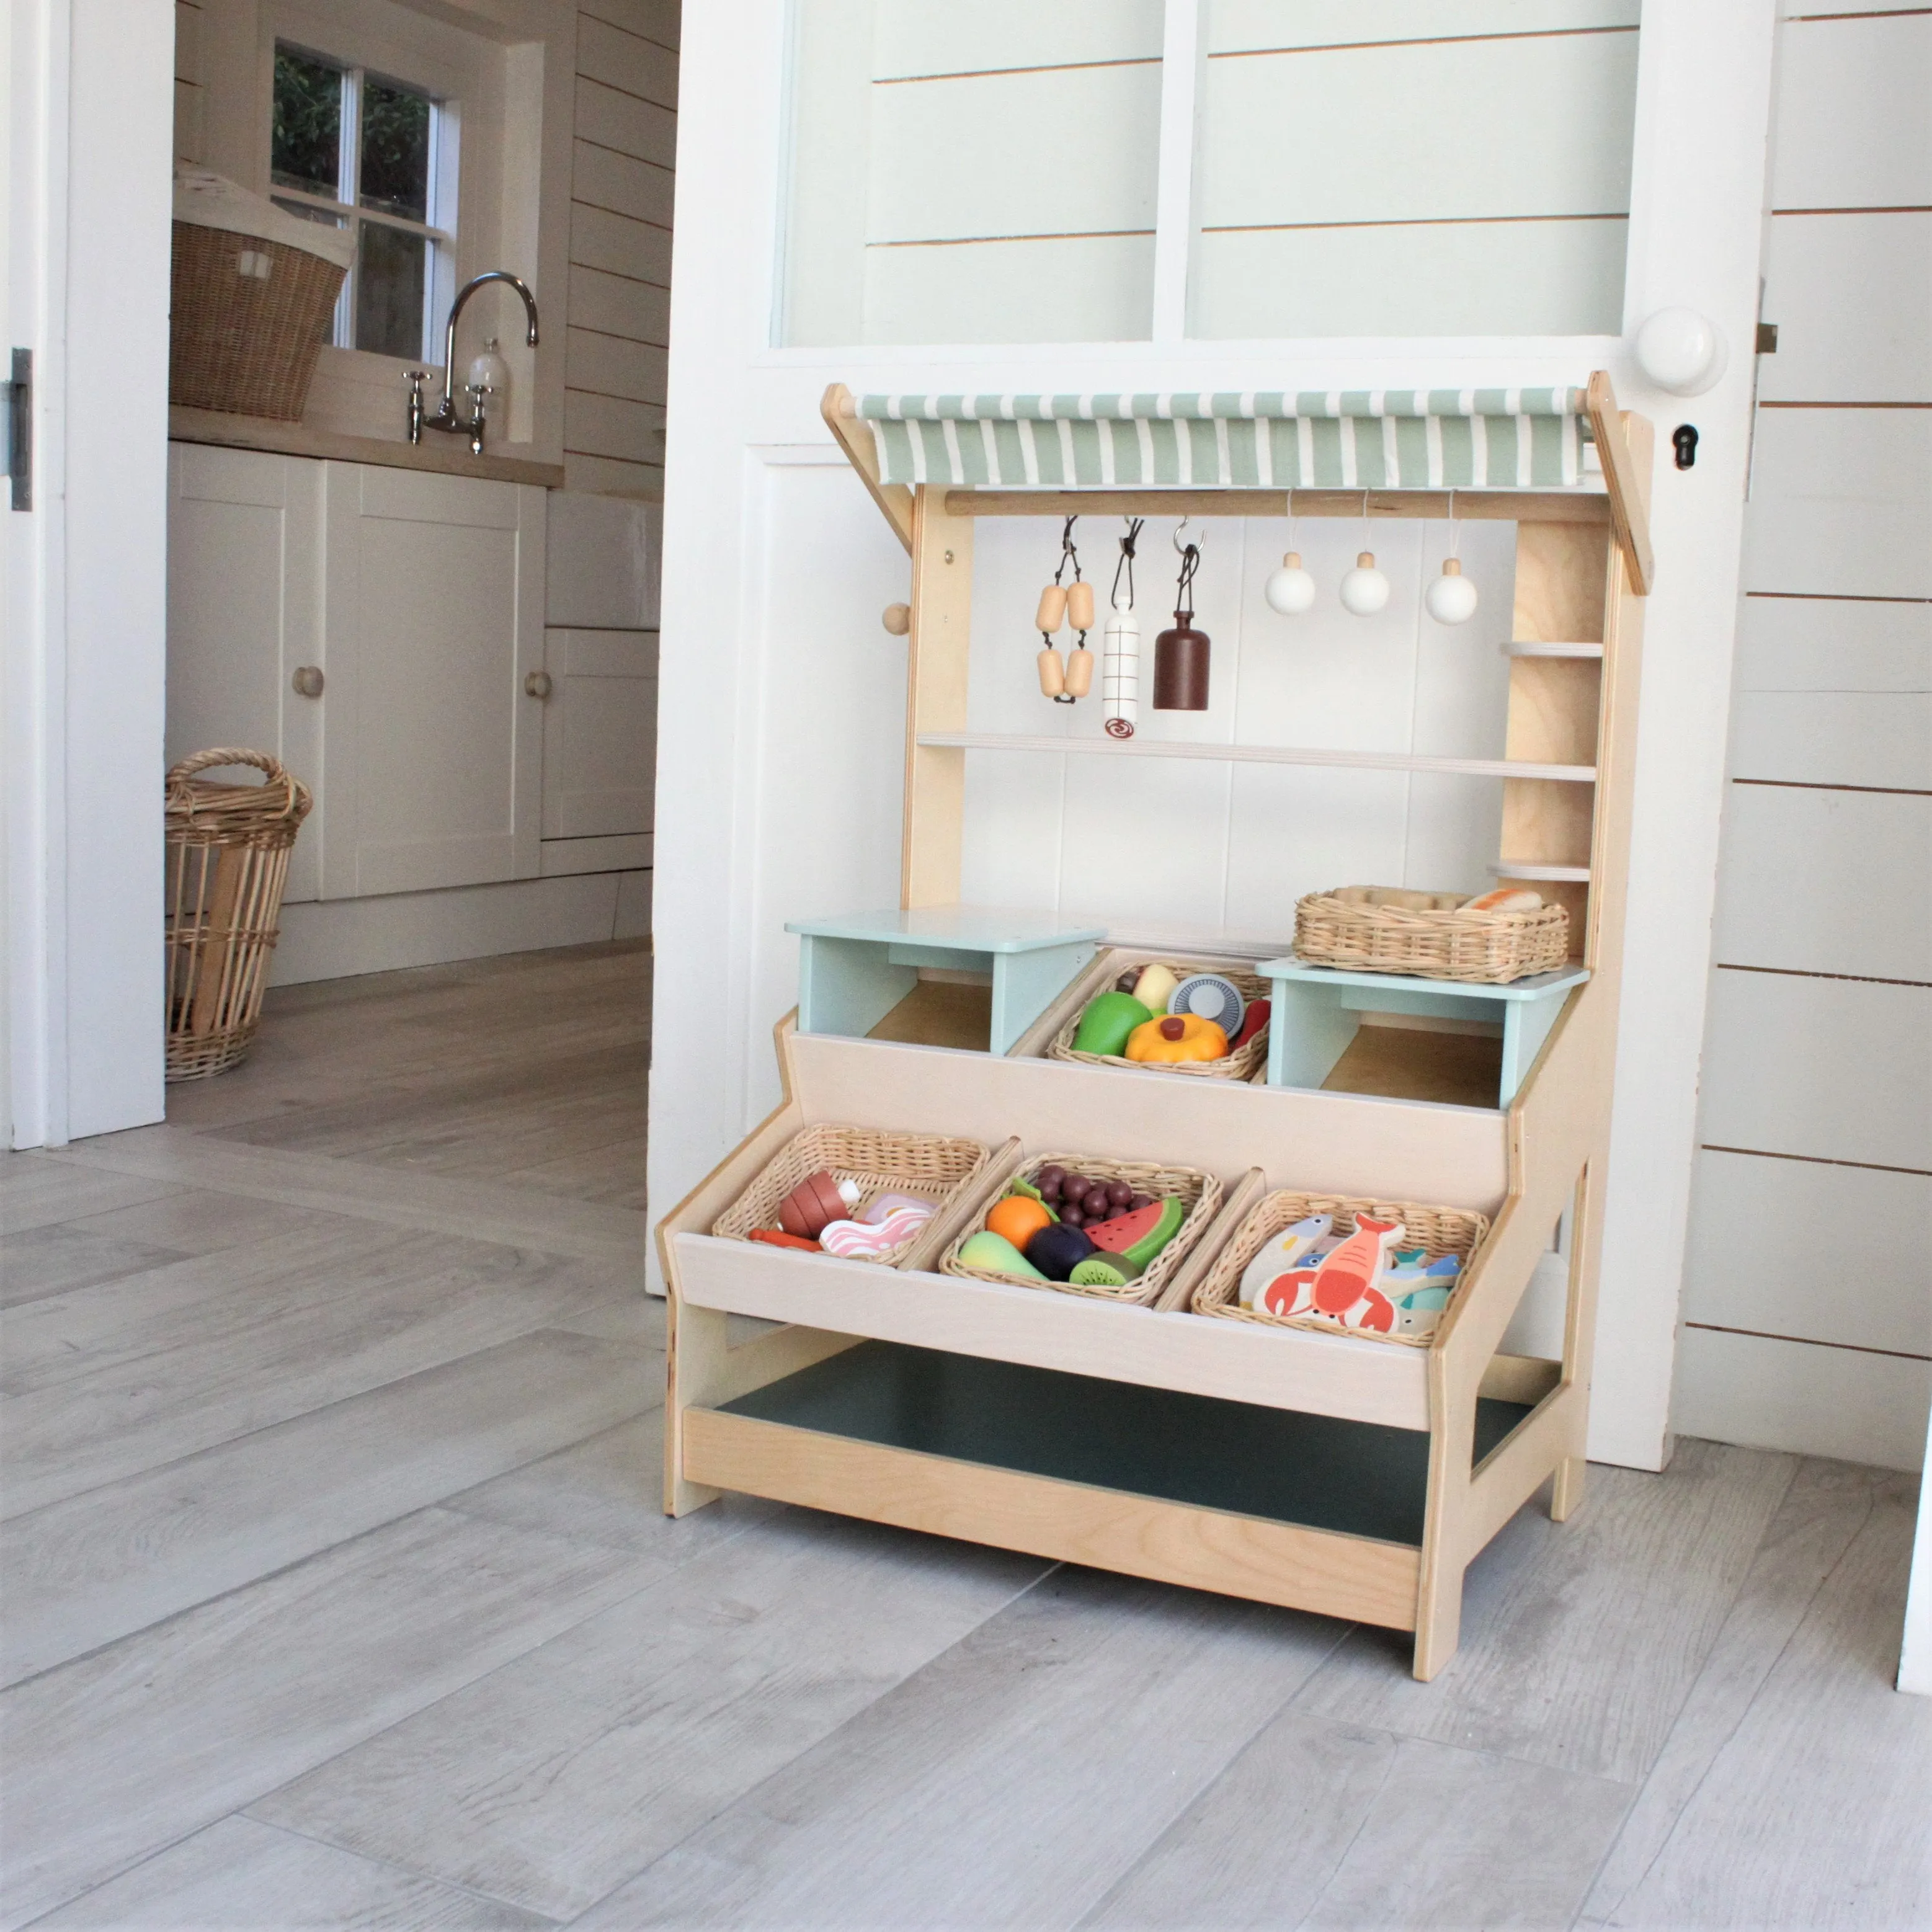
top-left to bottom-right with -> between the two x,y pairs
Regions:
651,0 -> 1782,1473
4,0 -> 173,1147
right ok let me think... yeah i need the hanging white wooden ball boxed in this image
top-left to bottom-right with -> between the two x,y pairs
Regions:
1338,551 -> 1391,617
1264,551 -> 1317,615
1424,558 -> 1479,626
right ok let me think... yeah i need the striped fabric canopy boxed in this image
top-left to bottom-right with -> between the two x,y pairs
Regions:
855,389 -> 1590,491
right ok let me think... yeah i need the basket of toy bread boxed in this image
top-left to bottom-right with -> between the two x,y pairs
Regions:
1190,1190 -> 1491,1348
1047,959 -> 1271,1080
1294,886 -> 1568,984
711,1123 -> 991,1267
941,1151 -> 1222,1305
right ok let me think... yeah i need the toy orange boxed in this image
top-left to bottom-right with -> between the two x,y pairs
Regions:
1126,1013 -> 1229,1063
986,1193 -> 1053,1247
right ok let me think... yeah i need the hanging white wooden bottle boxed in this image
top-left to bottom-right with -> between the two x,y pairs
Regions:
1102,582 -> 1139,738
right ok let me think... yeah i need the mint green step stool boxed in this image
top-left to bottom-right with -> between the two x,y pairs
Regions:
1255,956 -> 1590,1108
786,906 -> 1105,1056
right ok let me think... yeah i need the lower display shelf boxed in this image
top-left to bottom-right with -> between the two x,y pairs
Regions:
716,1341 -> 1531,1549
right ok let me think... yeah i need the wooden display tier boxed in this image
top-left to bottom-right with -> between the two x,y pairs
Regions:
659,373 -> 1653,1680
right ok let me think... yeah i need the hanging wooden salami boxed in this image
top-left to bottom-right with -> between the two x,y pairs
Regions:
1152,522 -> 1209,711
1102,517 -> 1142,739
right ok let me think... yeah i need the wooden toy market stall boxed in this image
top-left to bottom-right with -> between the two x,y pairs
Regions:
657,376 -> 1654,1679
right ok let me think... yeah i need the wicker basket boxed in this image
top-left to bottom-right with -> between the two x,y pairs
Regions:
165,750 -> 313,1082
1190,1190 -> 1490,1348
1294,887 -> 1569,984
712,1123 -> 991,1268
1047,962 -> 1272,1081
941,1150 -> 1222,1305
170,223 -> 345,420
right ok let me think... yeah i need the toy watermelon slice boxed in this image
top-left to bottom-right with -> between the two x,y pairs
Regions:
1085,1195 -> 1186,1270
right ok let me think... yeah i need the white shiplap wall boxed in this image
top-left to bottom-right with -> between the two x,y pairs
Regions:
1676,3 -> 1932,1472
567,0 -> 677,497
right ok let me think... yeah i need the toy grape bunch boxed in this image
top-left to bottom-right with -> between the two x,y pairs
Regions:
1338,491 -> 1391,617
1425,490 -> 1480,626
1153,520 -> 1209,711
1035,516 -> 1095,703
1263,513 -> 1317,615
1102,517 -> 1143,739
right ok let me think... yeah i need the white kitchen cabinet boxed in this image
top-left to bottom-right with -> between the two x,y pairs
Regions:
538,625 -> 658,868
166,444 -> 326,901
319,463 -> 546,899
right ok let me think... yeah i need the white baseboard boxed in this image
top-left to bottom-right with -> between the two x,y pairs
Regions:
1674,1325 -> 1930,1473
270,870 -> 651,985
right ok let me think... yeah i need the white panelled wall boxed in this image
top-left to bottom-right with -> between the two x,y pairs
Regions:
1675,2 -> 1932,1472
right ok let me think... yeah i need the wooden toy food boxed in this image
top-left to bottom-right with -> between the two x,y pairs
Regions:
1153,529 -> 1209,711
958,1230 -> 1046,1280
777,1170 -> 861,1239
985,1193 -> 1053,1249
1169,972 -> 1245,1039
1085,1195 -> 1186,1273
1102,519 -> 1142,739
1025,1220 -> 1095,1281
821,1206 -> 932,1257
1072,990 -> 1152,1057
1461,887 -> 1542,913
1036,1165 -> 1148,1227
1239,1212 -> 1332,1309
1126,1013 -> 1229,1063
1128,963 -> 1179,1013
749,1228 -> 821,1252
858,1191 -> 933,1225
1231,998 -> 1271,1052
1311,1214 -> 1405,1315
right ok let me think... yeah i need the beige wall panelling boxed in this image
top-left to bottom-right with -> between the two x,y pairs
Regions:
1757,213 -> 1932,405
165,445 -> 326,903
1712,787 -> 1931,982
1734,592 -> 1931,693
1204,2 -> 1642,53
1685,1149 -> 1931,1358
1766,11 -> 1932,211
568,263 -> 670,342
1699,971 -> 1930,1172
1729,689 -> 1931,792
1673,1327 -> 1930,1474
318,466 -> 546,899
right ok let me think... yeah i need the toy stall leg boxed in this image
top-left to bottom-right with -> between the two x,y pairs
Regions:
1266,979 -> 1361,1090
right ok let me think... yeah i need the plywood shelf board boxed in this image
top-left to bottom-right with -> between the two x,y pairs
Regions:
1503,640 -> 1605,659
918,733 -> 1598,784
710,1340 -> 1533,1551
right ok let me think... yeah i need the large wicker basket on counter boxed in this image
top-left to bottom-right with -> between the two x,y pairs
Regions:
1294,886 -> 1569,984
165,750 -> 312,1082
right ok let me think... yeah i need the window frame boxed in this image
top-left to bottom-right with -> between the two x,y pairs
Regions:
269,38 -> 461,363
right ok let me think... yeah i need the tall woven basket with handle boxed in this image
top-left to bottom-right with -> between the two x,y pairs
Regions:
165,750 -> 312,1082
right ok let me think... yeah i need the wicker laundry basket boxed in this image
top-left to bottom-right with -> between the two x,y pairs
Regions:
165,750 -> 312,1082
171,169 -> 353,420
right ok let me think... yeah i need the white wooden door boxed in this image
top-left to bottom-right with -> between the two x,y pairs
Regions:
651,0 -> 1783,1477
319,463 -> 545,899
166,443 -> 326,902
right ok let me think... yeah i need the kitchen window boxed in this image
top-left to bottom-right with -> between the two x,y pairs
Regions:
269,40 -> 458,362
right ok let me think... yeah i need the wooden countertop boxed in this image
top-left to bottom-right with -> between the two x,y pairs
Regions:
168,406 -> 568,489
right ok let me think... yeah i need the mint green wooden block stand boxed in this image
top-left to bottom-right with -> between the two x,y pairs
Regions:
787,907 -> 1105,1056
1257,956 -> 1590,1108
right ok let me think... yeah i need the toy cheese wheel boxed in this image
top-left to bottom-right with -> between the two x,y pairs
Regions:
1169,973 -> 1245,1039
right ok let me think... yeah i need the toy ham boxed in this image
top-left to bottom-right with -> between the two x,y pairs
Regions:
819,1205 -> 932,1257
777,1170 -> 862,1239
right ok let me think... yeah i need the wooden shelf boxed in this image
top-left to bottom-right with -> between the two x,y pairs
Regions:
1490,861 -> 1592,881
1502,640 -> 1603,659
917,733 -> 1598,785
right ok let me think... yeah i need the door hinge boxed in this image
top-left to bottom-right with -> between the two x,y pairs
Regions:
4,349 -> 31,510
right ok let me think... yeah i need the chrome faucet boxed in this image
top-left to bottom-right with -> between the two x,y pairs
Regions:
405,271 -> 540,457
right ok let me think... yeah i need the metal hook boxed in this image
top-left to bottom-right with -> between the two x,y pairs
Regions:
1172,515 -> 1191,555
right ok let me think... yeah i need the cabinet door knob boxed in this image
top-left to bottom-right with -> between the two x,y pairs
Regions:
524,670 -> 553,699
292,665 -> 324,698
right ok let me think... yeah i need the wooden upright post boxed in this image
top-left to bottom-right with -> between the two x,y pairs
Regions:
901,486 -> 973,909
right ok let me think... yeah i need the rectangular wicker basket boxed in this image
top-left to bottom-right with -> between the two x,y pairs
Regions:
711,1123 -> 992,1268
1044,958 -> 1271,1080
1294,887 -> 1569,984
940,1149 -> 1223,1306
1190,1189 -> 1490,1348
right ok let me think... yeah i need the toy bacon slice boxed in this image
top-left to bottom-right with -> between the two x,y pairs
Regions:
818,1206 -> 932,1257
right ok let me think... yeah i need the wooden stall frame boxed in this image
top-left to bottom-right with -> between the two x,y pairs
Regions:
659,379 -> 1654,1676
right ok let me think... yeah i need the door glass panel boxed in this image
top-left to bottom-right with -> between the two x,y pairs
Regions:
271,46 -> 345,198
781,0 -> 1167,345
1192,1 -> 1641,337
356,221 -> 427,360
360,77 -> 433,221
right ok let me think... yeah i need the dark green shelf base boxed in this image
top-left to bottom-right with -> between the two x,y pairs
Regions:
723,1342 -> 1532,1549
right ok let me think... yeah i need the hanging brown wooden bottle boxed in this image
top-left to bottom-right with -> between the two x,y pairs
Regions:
1153,538 -> 1209,711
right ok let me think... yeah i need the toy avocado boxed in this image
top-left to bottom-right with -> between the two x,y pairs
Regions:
1072,990 -> 1152,1057
1125,1013 -> 1229,1063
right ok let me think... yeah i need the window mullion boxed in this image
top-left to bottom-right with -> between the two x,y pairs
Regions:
1150,0 -> 1204,346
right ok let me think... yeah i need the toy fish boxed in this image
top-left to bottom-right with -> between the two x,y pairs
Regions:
1309,1214 -> 1406,1317
1239,1214 -> 1332,1309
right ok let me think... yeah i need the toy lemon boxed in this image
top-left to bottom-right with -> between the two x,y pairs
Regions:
1125,1013 -> 1229,1063
986,1193 -> 1053,1249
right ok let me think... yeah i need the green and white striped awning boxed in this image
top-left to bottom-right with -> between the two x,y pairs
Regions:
856,389 -> 1590,491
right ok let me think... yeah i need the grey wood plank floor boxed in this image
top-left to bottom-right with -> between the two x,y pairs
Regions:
3,942 -> 1926,1931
